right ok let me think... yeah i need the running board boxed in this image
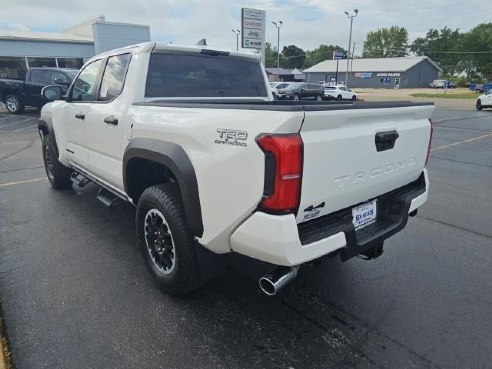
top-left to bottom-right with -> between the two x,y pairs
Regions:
97,187 -> 120,207
71,171 -> 91,188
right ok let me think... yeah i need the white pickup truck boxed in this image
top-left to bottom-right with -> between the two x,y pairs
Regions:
39,42 -> 433,295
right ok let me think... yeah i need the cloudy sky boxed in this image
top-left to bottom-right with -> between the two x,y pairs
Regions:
0,0 -> 489,54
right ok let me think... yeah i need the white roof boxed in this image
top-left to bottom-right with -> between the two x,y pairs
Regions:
0,29 -> 93,43
304,56 -> 442,73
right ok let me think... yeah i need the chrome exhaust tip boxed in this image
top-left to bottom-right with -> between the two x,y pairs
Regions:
259,266 -> 299,296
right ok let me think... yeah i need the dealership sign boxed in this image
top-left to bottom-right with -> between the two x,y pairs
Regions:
241,8 -> 265,50
333,51 -> 345,60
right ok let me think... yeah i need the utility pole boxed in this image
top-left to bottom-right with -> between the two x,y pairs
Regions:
232,29 -> 240,51
344,9 -> 358,87
272,21 -> 283,81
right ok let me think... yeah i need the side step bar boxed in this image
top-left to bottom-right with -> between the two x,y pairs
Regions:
96,187 -> 120,207
71,172 -> 90,188
70,170 -> 125,207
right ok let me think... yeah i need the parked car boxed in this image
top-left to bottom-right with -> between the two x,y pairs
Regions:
276,82 -> 323,101
476,91 -> 492,110
324,85 -> 357,101
476,83 -> 492,93
269,82 -> 291,99
39,42 -> 433,296
429,80 -> 456,89
0,67 -> 78,113
429,80 -> 446,88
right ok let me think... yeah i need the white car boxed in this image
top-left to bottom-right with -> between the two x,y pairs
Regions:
324,85 -> 357,101
476,92 -> 492,110
270,82 -> 291,99
39,42 -> 433,296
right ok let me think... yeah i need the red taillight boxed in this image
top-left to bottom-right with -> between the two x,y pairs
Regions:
426,119 -> 433,165
256,134 -> 303,213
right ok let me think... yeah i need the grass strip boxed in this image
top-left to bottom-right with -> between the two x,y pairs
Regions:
410,93 -> 478,99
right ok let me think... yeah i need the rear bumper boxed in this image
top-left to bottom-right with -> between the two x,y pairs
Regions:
230,169 -> 429,266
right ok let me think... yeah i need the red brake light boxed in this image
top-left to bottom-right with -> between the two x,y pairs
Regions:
426,119 -> 433,165
256,134 -> 303,213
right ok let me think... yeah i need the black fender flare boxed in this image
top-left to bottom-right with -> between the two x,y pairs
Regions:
38,118 -> 60,157
123,138 -> 203,237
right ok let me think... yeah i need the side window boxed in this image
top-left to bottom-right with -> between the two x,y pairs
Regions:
29,70 -> 50,84
98,54 -> 131,101
50,71 -> 69,84
70,59 -> 104,102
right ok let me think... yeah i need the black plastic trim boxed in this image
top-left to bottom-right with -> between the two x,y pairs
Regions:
133,100 -> 433,112
123,138 -> 203,237
38,118 -> 59,155
297,173 -> 427,261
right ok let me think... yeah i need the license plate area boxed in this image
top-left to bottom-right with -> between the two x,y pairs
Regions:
352,199 -> 377,231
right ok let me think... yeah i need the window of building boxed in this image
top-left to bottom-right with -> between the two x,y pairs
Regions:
98,54 -> 131,101
27,57 -> 57,68
57,58 -> 84,69
29,69 -> 50,84
0,57 -> 27,79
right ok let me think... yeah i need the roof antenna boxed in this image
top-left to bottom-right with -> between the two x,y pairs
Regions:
196,38 -> 207,46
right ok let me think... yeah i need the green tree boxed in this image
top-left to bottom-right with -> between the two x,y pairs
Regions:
461,23 -> 492,80
362,26 -> 409,58
281,45 -> 306,69
264,42 -> 278,68
410,27 -> 463,76
304,45 -> 347,68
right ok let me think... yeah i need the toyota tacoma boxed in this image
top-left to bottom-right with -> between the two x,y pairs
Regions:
38,42 -> 433,295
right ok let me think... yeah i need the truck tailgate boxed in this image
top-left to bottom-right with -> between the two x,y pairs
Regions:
297,104 -> 433,224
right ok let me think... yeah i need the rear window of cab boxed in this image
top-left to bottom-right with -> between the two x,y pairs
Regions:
145,53 -> 268,98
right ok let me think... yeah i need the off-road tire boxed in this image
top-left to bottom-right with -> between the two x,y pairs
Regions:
42,135 -> 72,189
136,183 -> 203,295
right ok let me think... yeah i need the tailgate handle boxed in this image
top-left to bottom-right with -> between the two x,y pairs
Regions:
375,131 -> 399,152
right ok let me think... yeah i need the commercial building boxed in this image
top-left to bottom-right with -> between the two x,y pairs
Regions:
0,16 -> 150,79
265,68 -> 305,82
303,57 -> 442,89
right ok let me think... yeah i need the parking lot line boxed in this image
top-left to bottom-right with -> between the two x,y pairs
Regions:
431,132 -> 492,152
0,118 -> 33,129
0,178 -> 46,188
12,124 -> 38,132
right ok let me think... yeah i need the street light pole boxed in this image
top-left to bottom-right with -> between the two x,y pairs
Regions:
272,21 -> 283,81
232,29 -> 240,51
344,9 -> 358,87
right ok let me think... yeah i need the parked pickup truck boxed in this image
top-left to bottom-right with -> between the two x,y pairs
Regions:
39,42 -> 433,296
0,67 -> 78,113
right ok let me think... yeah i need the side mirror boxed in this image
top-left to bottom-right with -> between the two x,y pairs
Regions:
42,85 -> 63,101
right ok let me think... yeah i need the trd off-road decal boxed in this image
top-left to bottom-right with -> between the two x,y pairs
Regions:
215,129 -> 248,147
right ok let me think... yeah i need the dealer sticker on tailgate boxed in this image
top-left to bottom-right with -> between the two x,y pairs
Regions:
352,200 -> 377,231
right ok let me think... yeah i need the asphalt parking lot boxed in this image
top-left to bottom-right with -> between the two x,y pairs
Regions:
0,107 -> 491,368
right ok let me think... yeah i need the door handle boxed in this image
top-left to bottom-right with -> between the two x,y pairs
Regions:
375,130 -> 399,152
75,113 -> 85,120
104,116 -> 118,125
